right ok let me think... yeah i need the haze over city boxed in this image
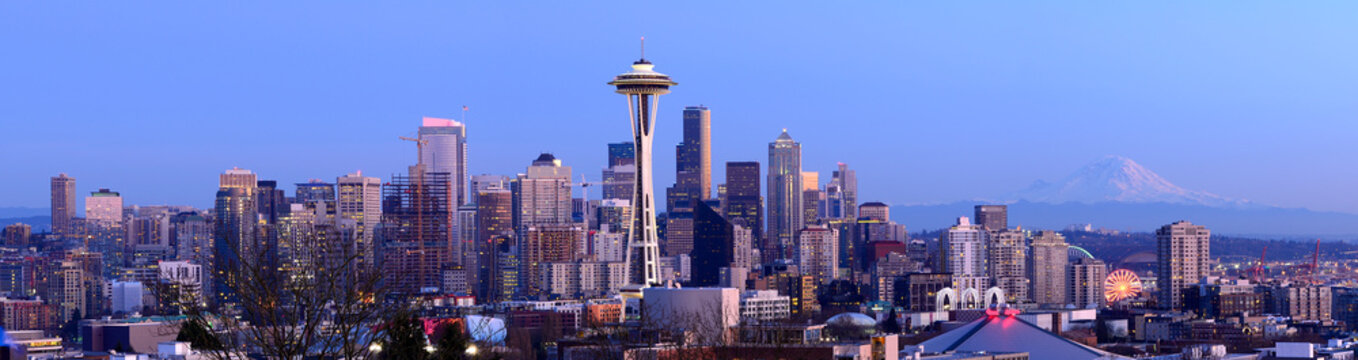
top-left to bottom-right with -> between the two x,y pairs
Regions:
4,2 -> 1357,218
4,3 -> 1358,359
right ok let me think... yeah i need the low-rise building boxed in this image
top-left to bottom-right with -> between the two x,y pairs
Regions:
739,290 -> 791,323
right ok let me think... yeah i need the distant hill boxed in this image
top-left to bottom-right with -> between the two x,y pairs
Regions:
911,229 -> 1358,266
890,156 -> 1358,239
0,207 -> 48,218
0,216 -> 50,232
892,201 -> 1358,239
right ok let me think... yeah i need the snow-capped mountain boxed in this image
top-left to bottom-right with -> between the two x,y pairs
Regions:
1010,155 -> 1245,207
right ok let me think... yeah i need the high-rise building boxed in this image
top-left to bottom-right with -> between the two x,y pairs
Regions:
609,53 -> 676,291
689,201 -> 733,287
220,168 -> 257,189
254,180 -> 286,226
85,189 -> 123,224
824,163 -> 857,220
801,171 -> 821,226
731,221 -> 755,271
470,174 -> 510,195
296,179 -> 336,205
2,223 -> 30,248
797,225 -> 839,284
473,186 -> 513,301
766,130 -> 803,261
989,229 -> 1029,303
974,205 -> 1007,232
607,142 -> 635,167
51,173 -> 76,235
1028,230 -> 1069,306
513,154 -> 573,229
893,273 -> 953,312
337,172 -> 382,266
1157,221 -> 1210,310
379,170 -> 454,295
666,106 -> 711,212
663,211 -> 694,257
1282,286 -> 1333,321
213,168 -> 256,309
1068,257 -> 1107,308
419,117 -> 469,206
601,164 -> 635,203
859,202 -> 889,222
724,162 -> 762,260
941,217 -> 989,291
520,223 -> 583,297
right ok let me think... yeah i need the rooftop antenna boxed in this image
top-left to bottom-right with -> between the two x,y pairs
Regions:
640,36 -> 645,60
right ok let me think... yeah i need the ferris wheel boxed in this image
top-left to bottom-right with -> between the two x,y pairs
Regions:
1104,269 -> 1143,303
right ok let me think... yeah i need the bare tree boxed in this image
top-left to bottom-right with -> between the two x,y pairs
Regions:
151,222 -> 401,359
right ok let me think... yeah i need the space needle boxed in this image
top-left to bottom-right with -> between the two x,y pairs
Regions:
609,39 -> 676,298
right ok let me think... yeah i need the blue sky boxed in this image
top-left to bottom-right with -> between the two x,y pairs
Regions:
2,2 -> 1356,214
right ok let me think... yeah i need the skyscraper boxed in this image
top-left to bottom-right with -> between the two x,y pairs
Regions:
474,186 -> 513,301
520,223 -> 582,297
666,106 -> 711,212
1068,257 -> 1107,309
50,173 -> 76,235
723,162 -> 762,262
380,170 -> 454,295
801,171 -> 821,225
766,130 -> 803,261
689,200 -> 733,287
85,189 -> 123,224
513,154 -> 573,229
213,168 -> 257,309
419,117 -> 469,206
609,51 -> 676,290
296,179 -> 337,205
941,216 -> 989,291
1157,220 -> 1210,310
858,202 -> 890,222
797,225 -> 839,284
337,172 -> 382,266
825,163 -> 857,220
1028,230 -> 1069,306
974,205 -> 1008,232
607,142 -> 636,167
989,229 -> 1029,303
601,165 -> 635,202
254,180 -> 286,226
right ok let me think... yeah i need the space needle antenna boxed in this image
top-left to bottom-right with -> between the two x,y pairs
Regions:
640,36 -> 645,60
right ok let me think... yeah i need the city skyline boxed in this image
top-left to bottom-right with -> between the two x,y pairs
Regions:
4,2 -> 1358,215
7,3 -> 1358,358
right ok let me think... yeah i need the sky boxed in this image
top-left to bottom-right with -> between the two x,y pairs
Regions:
3,2 -> 1357,216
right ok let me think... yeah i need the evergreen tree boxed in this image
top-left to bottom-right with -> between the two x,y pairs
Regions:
881,308 -> 902,334
431,322 -> 470,360
176,318 -> 223,350
61,309 -> 82,344
382,312 -> 428,360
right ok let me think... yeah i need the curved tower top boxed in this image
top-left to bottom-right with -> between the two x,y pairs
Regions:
609,61 -> 677,95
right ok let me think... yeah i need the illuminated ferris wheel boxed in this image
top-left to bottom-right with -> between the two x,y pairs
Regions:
1104,269 -> 1143,303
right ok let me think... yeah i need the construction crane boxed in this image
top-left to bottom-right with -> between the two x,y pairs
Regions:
563,174 -> 632,233
1247,245 -> 1267,283
398,136 -> 430,289
1310,238 -> 1321,284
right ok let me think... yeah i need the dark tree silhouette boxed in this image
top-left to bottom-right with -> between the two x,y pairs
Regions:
881,308 -> 902,334
431,322 -> 471,360
382,311 -> 428,360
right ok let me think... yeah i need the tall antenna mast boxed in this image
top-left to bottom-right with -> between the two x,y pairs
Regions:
640,36 -> 645,60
